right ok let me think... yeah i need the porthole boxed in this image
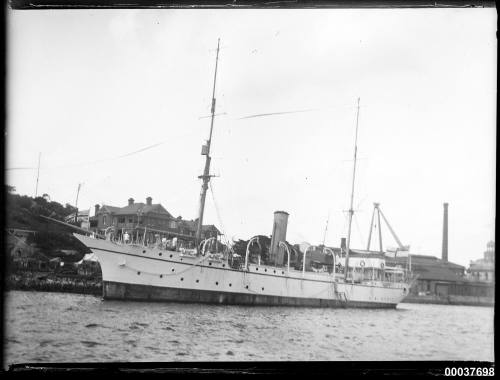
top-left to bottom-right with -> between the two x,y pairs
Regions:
216,282 -> 219,286
196,279 -> 199,283
273,270 -> 276,274
245,285 -> 249,289
262,287 -> 264,291
169,254 -> 173,258
159,252 -> 162,256
256,268 -> 259,271
209,263 -> 212,266
180,258 -> 183,261
181,278 -> 184,281
142,250 -> 146,254
229,283 -> 232,287
282,271 -> 284,275
222,264 -> 225,268
160,275 -> 163,278
137,271 -> 141,275
264,268 -> 267,272
171,268 -> 175,272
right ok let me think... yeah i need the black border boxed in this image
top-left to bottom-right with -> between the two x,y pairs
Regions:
3,0 -> 497,376
8,0 -> 498,10
5,361 -> 496,375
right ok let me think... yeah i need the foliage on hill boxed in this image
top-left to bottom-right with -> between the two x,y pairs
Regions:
6,186 -> 91,259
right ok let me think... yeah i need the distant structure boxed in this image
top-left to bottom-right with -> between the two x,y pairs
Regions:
386,253 -> 464,295
65,208 -> 90,228
442,202 -> 449,262
90,196 -> 220,245
468,241 -> 495,283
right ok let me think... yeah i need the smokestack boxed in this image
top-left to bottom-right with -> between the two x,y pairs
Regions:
442,202 -> 448,262
128,198 -> 134,206
269,211 -> 289,266
94,204 -> 100,215
340,237 -> 346,251
146,196 -> 152,206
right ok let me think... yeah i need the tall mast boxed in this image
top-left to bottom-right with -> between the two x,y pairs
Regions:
344,98 -> 360,281
196,38 -> 220,247
74,183 -> 82,223
34,152 -> 41,197
322,213 -> 330,247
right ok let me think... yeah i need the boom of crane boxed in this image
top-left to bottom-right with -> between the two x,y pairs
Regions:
366,202 -> 410,253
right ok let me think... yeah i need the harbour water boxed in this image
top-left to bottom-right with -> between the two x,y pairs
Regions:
4,290 -> 494,366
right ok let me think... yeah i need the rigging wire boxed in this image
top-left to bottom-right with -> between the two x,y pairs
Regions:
6,141 -> 168,171
353,213 -> 366,250
208,181 -> 231,248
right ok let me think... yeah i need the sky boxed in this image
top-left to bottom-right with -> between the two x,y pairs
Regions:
6,8 -> 496,267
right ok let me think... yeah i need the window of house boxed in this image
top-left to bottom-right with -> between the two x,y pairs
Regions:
118,217 -> 125,223
128,218 -> 133,223
170,221 -> 177,229
103,215 -> 107,225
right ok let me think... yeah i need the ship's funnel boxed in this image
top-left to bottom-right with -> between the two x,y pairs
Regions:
442,202 -> 449,262
269,211 -> 289,266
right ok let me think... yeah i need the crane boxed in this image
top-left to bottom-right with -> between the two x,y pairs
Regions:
366,203 -> 410,253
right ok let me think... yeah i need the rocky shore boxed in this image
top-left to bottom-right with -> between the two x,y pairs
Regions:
6,272 -> 102,296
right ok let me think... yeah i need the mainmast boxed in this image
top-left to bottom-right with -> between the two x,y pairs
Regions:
344,98 -> 361,281
196,38 -> 220,247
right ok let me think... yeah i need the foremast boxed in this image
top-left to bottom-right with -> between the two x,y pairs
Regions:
196,38 -> 221,249
344,98 -> 361,281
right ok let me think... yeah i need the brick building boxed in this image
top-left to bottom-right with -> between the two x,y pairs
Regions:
91,196 -> 220,245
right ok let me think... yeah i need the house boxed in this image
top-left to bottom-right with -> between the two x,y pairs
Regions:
91,196 -> 221,245
64,209 -> 90,225
7,229 -> 51,272
183,219 -> 221,240
385,253 -> 465,295
467,241 -> 495,283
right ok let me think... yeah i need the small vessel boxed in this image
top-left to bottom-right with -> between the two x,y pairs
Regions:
73,40 -> 413,308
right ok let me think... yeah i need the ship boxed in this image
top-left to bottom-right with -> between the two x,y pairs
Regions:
73,39 -> 414,308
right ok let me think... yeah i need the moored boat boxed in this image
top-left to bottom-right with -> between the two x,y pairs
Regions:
73,39 -> 414,308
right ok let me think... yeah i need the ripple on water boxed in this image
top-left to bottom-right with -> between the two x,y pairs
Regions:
4,291 -> 495,364
81,341 -> 104,348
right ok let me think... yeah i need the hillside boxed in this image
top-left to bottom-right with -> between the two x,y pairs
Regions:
5,186 -> 91,260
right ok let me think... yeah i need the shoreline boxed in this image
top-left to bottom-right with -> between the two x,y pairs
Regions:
403,294 -> 494,308
6,272 -> 102,296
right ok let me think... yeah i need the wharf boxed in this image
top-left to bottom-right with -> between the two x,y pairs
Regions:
403,294 -> 494,307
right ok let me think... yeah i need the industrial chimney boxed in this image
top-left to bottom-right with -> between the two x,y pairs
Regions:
94,204 -> 100,215
269,211 -> 289,266
442,202 -> 449,262
128,198 -> 134,206
146,196 -> 152,206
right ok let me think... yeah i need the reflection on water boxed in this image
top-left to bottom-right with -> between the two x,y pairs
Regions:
4,290 -> 494,365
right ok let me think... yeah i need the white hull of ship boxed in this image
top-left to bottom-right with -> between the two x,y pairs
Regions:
74,234 -> 410,308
